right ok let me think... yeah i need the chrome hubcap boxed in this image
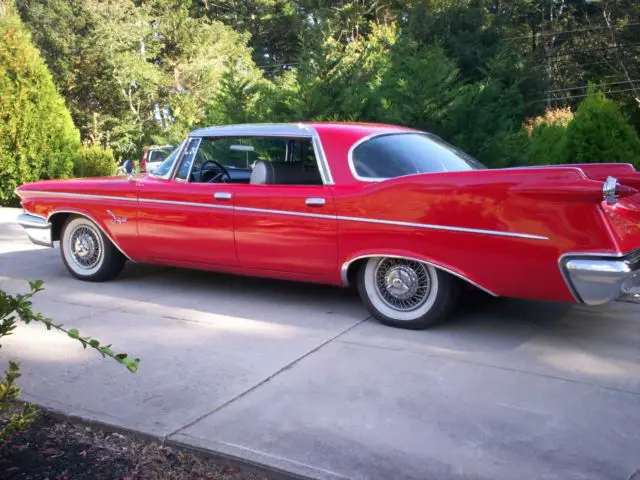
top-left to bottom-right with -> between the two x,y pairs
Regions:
70,226 -> 101,269
374,259 -> 431,311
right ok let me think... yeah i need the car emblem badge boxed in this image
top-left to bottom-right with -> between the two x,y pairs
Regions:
106,210 -> 128,225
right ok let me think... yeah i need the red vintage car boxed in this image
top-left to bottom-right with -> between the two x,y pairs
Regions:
16,123 -> 640,329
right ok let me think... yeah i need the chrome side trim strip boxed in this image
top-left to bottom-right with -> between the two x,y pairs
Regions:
335,215 -> 549,240
24,190 -> 138,202
138,197 -> 233,211
235,206 -> 336,220
46,209 -> 135,261
340,254 -> 497,296
18,190 -> 548,239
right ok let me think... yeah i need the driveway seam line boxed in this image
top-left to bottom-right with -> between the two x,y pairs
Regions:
166,316 -> 371,439
338,339 -> 640,397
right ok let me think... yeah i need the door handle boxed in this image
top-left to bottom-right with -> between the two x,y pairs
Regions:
305,197 -> 325,207
214,192 -> 232,201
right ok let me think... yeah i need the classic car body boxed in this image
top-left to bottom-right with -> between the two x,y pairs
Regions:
15,122 -> 640,329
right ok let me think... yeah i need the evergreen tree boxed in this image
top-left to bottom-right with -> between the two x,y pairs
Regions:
0,1 -> 80,205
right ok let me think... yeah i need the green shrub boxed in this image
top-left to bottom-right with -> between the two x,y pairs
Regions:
0,4 -> 80,205
524,123 -> 569,166
565,89 -> 640,166
73,145 -> 117,177
0,280 -> 139,442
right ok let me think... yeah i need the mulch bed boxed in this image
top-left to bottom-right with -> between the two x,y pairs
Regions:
1,410 -> 271,480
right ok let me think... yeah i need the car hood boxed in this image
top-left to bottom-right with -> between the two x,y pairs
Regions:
16,176 -> 139,197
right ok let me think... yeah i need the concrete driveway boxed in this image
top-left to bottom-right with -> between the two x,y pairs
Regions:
1,207 -> 639,480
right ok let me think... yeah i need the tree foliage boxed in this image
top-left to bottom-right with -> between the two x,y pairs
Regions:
8,0 -> 640,170
566,89 -> 640,166
0,2 -> 80,205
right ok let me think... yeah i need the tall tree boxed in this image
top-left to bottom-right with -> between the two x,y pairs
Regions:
0,0 -> 80,205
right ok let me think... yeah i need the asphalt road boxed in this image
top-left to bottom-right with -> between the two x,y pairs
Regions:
2,207 -> 639,480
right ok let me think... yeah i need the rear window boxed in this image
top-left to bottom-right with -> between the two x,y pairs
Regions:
149,149 -> 171,163
351,133 -> 486,180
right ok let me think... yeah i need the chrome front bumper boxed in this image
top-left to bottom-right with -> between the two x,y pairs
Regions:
17,213 -> 53,247
561,250 -> 640,305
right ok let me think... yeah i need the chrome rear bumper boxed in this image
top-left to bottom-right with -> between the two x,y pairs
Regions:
561,250 -> 640,305
17,213 -> 53,247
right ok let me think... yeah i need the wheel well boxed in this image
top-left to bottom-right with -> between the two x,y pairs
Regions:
345,258 -> 368,287
344,255 -> 495,296
49,213 -> 73,242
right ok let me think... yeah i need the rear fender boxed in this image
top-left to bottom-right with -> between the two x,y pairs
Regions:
341,250 -> 497,295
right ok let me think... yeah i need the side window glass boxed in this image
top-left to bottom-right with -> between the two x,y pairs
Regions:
292,140 -> 318,171
151,141 -> 184,178
175,138 -> 201,181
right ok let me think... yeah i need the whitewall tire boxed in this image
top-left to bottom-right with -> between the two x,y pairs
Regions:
357,257 -> 458,329
60,216 -> 126,282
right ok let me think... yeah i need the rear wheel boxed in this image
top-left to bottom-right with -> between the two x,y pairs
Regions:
357,257 -> 457,329
60,216 -> 126,281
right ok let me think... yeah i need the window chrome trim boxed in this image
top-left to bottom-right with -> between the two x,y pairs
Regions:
186,123 -> 334,186
347,131 -> 480,183
19,191 -> 548,240
340,254 -> 497,295
175,137 -> 202,182
305,125 -> 334,185
150,140 -> 187,180
347,131 -> 420,183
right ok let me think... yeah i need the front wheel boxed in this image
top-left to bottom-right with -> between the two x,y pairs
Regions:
60,216 -> 126,282
357,257 -> 458,329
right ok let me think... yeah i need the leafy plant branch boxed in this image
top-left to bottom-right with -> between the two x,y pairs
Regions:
1,280 -> 140,373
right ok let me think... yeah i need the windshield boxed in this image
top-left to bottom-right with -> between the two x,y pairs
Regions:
351,133 -> 486,180
150,142 -> 185,178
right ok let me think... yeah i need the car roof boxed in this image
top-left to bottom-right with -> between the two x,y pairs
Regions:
189,122 -> 416,139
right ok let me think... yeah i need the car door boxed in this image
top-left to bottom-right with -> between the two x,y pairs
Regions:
136,137 -> 239,266
231,137 -> 338,276
233,184 -> 337,275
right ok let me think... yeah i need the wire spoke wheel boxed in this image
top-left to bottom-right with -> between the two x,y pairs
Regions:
358,256 -> 455,329
69,225 -> 103,269
373,258 -> 432,312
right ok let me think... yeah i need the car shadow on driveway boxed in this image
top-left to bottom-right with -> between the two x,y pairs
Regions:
2,245 -> 639,377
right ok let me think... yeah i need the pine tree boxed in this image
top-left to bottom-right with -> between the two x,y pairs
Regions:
0,1 -> 80,205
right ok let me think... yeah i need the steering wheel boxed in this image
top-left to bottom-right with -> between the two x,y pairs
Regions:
200,160 -> 231,183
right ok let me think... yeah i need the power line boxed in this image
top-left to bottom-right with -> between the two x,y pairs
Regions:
544,87 -> 638,102
547,79 -> 640,93
541,43 -> 640,59
506,23 -> 640,41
